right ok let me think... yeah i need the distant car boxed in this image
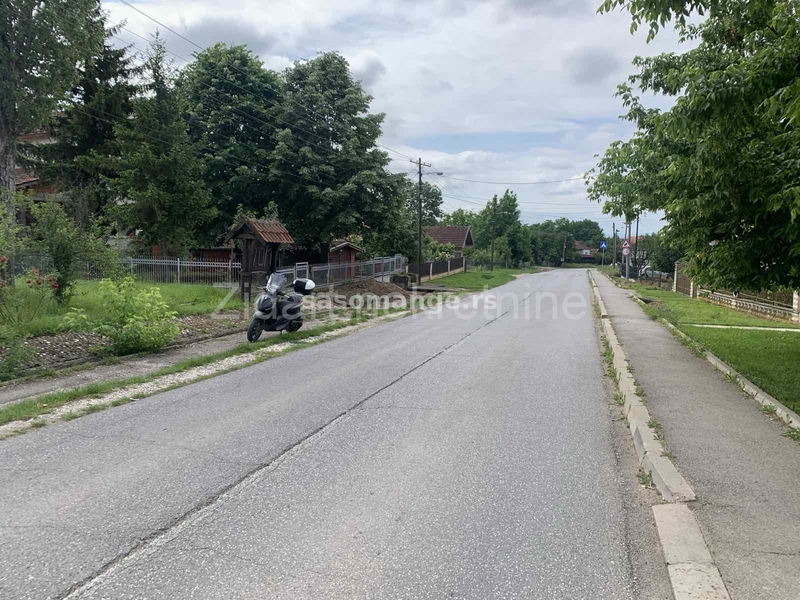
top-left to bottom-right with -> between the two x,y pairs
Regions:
639,265 -> 666,279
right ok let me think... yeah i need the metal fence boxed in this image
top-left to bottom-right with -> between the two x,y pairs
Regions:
674,263 -> 794,308
307,255 -> 405,287
125,256 -> 240,286
715,288 -> 795,309
11,253 -> 404,288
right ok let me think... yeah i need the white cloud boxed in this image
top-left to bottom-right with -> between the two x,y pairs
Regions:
103,0 -> 682,235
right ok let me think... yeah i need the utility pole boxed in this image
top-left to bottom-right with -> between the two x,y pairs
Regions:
561,231 -> 567,265
490,196 -> 497,271
625,221 -> 631,280
612,221 -> 616,267
411,157 -> 432,279
634,216 -> 640,277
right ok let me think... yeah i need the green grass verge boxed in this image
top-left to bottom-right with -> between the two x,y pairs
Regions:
682,328 -> 800,413
9,280 -> 243,337
0,319 -> 356,427
622,281 -> 800,329
431,267 -> 540,290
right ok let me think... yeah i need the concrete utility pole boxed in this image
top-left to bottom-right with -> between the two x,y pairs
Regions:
612,221 -> 616,267
412,157 -> 432,278
625,222 -> 631,280
634,216 -> 640,276
490,196 -> 497,271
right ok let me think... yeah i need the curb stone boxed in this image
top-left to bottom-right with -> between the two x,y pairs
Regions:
588,275 -> 609,318
653,505 -> 731,600
589,271 -> 695,502
598,315 -> 696,502
661,320 -> 800,431
591,270 -> 732,600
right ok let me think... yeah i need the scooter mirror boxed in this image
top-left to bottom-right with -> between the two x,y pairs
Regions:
293,278 -> 316,295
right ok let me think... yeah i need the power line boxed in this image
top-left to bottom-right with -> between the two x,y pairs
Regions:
434,174 -> 586,185
64,104 -> 335,191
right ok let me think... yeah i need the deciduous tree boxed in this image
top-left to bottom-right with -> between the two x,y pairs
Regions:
178,44 -> 282,244
270,52 -> 406,251
592,0 -> 800,289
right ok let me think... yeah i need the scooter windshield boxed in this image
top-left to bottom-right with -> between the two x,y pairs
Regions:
265,272 -> 287,294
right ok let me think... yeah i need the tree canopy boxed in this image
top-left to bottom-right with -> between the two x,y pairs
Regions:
109,36 -> 214,255
1,0 -> 104,194
178,44 -> 282,244
269,52 -> 407,251
590,0 -> 800,289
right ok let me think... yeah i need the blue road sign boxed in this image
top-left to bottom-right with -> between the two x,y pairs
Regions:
599,241 -> 607,250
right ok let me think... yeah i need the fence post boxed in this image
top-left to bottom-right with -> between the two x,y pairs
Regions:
177,258 -> 181,284
673,262 -> 678,293
793,290 -> 799,324
447,259 -> 451,275
689,280 -> 696,299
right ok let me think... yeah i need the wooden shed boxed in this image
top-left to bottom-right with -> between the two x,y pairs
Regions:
225,218 -> 294,300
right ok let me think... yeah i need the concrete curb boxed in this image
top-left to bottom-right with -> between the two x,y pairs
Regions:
653,505 -> 731,600
588,272 -> 608,318
590,270 -> 695,502
599,317 -> 696,502
662,321 -> 800,431
591,271 -> 731,600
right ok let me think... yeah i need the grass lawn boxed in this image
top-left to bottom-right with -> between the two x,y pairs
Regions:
8,280 -> 243,337
600,270 -> 800,411
431,267 -> 541,290
610,276 -> 800,328
685,327 -> 800,413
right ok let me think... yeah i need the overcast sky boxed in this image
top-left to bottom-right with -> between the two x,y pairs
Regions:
106,0 -> 687,237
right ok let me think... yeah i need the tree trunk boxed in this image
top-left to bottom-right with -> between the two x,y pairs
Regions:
0,132 -> 16,286
0,132 -> 16,196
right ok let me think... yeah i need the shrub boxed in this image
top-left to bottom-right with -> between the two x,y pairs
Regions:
62,277 -> 179,355
0,268 -> 58,330
27,199 -> 122,304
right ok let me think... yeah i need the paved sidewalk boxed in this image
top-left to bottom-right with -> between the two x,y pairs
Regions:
594,272 -> 800,600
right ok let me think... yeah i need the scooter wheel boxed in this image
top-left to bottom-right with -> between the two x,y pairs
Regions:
287,319 -> 303,333
247,319 -> 263,342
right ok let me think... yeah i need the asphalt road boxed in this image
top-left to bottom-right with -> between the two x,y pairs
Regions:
0,270 -> 660,599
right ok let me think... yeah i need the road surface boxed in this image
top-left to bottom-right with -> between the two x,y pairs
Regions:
0,270 -> 665,599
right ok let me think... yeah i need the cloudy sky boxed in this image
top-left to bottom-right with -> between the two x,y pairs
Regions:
105,0 -> 688,237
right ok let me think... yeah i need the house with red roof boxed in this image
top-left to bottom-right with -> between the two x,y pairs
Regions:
424,226 -> 474,257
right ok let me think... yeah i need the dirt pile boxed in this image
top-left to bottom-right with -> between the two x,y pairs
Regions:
325,279 -> 411,301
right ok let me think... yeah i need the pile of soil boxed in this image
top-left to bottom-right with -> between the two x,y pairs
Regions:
325,280 -> 411,302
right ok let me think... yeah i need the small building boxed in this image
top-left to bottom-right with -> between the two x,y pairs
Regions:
574,240 -> 595,263
424,226 -> 474,257
328,240 -> 363,265
225,218 -> 294,300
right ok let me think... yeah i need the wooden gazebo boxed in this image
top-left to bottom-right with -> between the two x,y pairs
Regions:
225,218 -> 294,300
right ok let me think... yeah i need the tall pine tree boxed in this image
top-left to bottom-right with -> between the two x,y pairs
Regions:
110,34 -> 214,256
34,23 -> 138,227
